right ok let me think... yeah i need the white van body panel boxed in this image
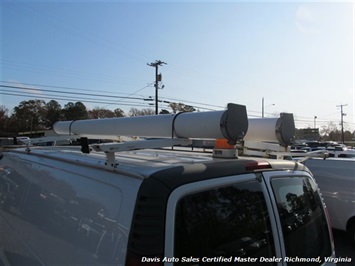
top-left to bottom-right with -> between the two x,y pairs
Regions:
0,149 -> 143,266
0,147 -> 336,266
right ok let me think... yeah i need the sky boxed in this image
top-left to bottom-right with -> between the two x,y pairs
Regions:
1,0 -> 354,132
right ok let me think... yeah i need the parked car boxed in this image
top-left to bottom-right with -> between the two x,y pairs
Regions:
304,157 -> 355,243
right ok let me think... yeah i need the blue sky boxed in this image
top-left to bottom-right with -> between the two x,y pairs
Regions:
1,0 -> 354,131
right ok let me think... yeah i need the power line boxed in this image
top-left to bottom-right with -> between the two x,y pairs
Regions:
0,82 -> 218,112
1,80 -> 152,97
159,96 -> 225,110
0,81 -> 219,112
0,91 -> 151,109
101,83 -> 154,109
0,84 -> 145,101
1,82 -> 354,130
0,83 -> 157,110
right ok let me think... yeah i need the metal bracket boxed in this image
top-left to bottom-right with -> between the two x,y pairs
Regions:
104,152 -> 117,169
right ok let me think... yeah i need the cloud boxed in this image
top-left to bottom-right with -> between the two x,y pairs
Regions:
6,80 -> 43,95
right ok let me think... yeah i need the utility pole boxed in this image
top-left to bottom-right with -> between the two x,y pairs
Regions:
261,97 -> 275,118
337,104 -> 347,144
147,60 -> 167,115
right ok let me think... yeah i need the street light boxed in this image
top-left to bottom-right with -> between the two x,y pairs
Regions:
314,116 -> 317,129
261,97 -> 275,118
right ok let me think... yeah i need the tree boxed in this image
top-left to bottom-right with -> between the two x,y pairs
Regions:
114,108 -> 125,117
11,100 -> 47,132
320,122 -> 338,139
159,109 -> 170,114
45,100 -> 62,128
3,117 -> 20,135
169,102 -> 196,113
128,108 -> 155,116
0,105 -> 8,119
62,102 -> 88,120
180,104 -> 196,112
0,106 -> 9,133
88,107 -> 115,119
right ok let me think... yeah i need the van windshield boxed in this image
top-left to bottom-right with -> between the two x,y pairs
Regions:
271,176 -> 332,263
174,180 -> 276,265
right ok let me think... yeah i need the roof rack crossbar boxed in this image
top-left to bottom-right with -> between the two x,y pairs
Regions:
269,150 -> 330,162
90,138 -> 192,169
91,138 -> 191,153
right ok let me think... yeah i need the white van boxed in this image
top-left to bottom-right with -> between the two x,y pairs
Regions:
0,104 -> 336,265
0,146 -> 335,266
303,158 -> 355,243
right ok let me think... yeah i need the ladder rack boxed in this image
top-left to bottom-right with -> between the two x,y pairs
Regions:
89,138 -> 192,168
21,102 -> 298,168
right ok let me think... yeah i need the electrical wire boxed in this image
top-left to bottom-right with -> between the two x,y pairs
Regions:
1,81 -> 354,129
0,84 -> 145,101
0,91 -> 151,108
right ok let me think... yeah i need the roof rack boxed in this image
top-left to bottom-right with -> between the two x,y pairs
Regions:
24,102 -> 296,168
269,150 -> 330,164
90,138 -> 192,168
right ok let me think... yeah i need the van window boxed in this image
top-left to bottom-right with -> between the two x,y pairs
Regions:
174,180 -> 276,265
271,177 -> 332,263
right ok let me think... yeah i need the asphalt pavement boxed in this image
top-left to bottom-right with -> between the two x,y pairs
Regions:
333,229 -> 355,266
1,212 -> 354,266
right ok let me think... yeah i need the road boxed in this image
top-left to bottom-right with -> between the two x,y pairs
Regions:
333,229 -> 355,266
1,211 -> 354,266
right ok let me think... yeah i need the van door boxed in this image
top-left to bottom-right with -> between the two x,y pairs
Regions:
263,171 -> 335,265
164,173 -> 282,265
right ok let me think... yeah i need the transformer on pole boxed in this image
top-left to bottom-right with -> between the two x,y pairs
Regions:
147,60 -> 167,115
337,104 -> 348,144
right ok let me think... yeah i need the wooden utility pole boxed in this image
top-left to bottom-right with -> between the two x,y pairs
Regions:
337,104 -> 347,144
147,60 -> 167,115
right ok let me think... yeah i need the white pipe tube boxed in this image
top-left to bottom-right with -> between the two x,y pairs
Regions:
245,113 -> 295,147
53,103 -> 248,144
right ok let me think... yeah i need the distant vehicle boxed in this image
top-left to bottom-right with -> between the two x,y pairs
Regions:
16,136 -> 30,141
304,157 -> 355,243
0,104 -> 335,265
0,137 -> 27,148
326,147 -> 355,158
0,137 -> 16,147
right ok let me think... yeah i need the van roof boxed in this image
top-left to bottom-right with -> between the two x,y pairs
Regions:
1,145 -> 309,258
2,146 -> 306,179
